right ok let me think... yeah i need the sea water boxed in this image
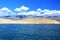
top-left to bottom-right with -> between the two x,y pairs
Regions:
0,24 -> 60,40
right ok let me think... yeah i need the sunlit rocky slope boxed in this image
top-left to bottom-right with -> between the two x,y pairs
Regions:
0,17 -> 60,24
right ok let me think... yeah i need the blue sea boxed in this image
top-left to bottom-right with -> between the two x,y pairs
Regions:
0,24 -> 60,40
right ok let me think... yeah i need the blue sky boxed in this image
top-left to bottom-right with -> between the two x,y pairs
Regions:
0,0 -> 60,16
0,0 -> 60,10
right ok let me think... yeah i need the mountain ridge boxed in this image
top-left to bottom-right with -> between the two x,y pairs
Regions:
0,17 -> 59,24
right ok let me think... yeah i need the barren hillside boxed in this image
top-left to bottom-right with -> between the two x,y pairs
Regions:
0,18 -> 60,24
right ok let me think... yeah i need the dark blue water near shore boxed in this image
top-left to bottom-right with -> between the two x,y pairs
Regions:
0,24 -> 60,40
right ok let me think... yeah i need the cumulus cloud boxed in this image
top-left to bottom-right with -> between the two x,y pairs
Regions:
15,6 -> 29,11
0,7 -> 15,16
16,11 -> 41,16
0,6 -> 60,17
42,9 -> 60,16
15,6 -> 60,16
14,6 -> 42,16
37,8 -> 42,12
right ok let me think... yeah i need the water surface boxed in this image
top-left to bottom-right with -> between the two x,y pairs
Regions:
0,24 -> 60,40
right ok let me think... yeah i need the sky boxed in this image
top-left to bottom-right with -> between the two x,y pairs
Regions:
0,0 -> 60,16
0,0 -> 60,10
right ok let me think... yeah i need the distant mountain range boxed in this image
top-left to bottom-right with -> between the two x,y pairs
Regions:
0,15 -> 60,24
0,15 -> 60,21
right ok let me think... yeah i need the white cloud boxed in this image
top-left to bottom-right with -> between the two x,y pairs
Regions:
0,6 -> 60,17
42,9 -> 60,16
37,8 -> 42,12
15,6 -> 29,11
15,6 -> 42,16
15,6 -> 60,16
26,11 -> 41,16
0,7 -> 15,16
16,11 -> 41,16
